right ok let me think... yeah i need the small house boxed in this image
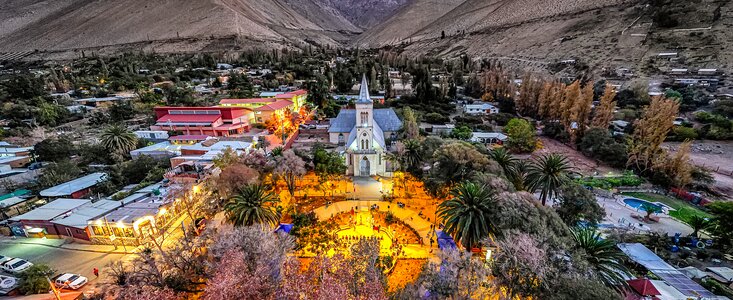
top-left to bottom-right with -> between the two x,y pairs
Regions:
463,103 -> 499,115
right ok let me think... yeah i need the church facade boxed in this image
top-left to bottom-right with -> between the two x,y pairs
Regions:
328,76 -> 402,177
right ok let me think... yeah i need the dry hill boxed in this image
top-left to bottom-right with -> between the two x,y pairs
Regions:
356,0 -> 733,75
0,0 -> 361,54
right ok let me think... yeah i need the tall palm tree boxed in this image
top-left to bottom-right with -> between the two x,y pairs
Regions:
437,182 -> 497,250
527,153 -> 573,205
402,139 -> 422,170
100,124 -> 137,154
224,184 -> 280,227
572,228 -> 631,291
687,215 -> 712,238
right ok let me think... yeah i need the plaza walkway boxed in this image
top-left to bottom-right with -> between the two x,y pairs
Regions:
312,200 -> 437,258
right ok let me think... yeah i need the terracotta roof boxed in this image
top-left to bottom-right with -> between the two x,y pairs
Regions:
156,114 -> 221,124
255,100 -> 293,111
219,98 -> 275,105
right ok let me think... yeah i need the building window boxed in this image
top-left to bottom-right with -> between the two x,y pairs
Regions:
360,112 -> 368,125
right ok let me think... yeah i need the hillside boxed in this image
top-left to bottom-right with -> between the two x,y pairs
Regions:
356,0 -> 733,75
0,0 -> 361,55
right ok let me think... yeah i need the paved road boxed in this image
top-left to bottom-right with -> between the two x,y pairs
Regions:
0,242 -> 130,296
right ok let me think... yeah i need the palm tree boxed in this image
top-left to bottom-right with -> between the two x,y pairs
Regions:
100,124 -> 137,154
489,148 -> 516,177
527,153 -> 573,205
402,139 -> 422,170
437,182 -> 497,250
489,148 -> 530,191
687,215 -> 712,238
640,203 -> 662,220
572,228 -> 631,291
224,184 -> 280,227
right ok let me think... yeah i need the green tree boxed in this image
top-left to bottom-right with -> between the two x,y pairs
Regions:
504,118 -> 536,153
709,202 -> 733,245
640,203 -> 662,220
36,160 -> 82,189
571,228 -> 631,291
34,136 -> 76,162
555,183 -> 605,226
687,215 -> 712,238
100,124 -> 138,155
17,264 -> 55,295
224,184 -> 280,227
312,144 -> 346,182
527,153 -> 573,206
450,125 -> 472,140
577,128 -> 628,168
438,182 -> 497,249
227,72 -> 255,98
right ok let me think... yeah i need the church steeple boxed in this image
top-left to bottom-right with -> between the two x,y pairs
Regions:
356,74 -> 372,104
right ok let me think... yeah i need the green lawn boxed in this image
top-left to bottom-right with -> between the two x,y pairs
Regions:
622,192 -> 713,224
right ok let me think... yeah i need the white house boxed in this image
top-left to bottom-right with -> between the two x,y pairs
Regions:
470,132 -> 507,146
463,103 -> 499,115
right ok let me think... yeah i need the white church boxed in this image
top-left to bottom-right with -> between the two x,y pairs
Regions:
328,75 -> 402,177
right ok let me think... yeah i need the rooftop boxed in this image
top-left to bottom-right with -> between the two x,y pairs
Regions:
10,199 -> 90,221
329,109 -> 402,133
156,114 -> 222,126
219,98 -> 275,105
40,173 -> 107,197
254,100 -> 293,111
100,198 -> 166,225
51,200 -> 122,229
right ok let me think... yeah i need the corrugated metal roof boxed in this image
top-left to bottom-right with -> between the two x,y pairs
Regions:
51,200 -> 122,229
10,199 -> 90,221
328,109 -> 402,133
40,173 -> 107,197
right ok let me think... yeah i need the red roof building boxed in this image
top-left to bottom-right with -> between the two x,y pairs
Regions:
151,107 -> 253,137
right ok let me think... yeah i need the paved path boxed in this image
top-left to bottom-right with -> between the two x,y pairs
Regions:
313,200 -> 436,249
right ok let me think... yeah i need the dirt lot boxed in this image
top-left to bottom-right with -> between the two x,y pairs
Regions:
525,137 -> 620,176
664,141 -> 733,199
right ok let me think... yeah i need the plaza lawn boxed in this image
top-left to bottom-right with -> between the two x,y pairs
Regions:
622,192 -> 713,224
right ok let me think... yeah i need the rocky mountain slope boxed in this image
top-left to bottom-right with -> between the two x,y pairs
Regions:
0,0 -> 362,54
355,0 -> 733,74
2,0 -> 731,75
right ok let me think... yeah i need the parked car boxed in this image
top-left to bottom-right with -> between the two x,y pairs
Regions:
1,259 -> 32,273
53,273 -> 88,290
0,256 -> 13,265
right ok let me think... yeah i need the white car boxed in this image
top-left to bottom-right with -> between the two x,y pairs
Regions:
53,273 -> 88,290
1,258 -> 32,273
0,256 -> 13,265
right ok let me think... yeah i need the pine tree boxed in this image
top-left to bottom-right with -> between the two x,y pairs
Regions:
591,85 -> 617,129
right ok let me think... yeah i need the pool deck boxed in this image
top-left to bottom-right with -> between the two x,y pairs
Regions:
598,195 -> 693,236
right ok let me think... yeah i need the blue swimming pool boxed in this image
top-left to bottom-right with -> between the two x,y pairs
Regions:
623,198 -> 662,211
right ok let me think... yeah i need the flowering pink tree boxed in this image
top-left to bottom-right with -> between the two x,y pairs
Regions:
493,231 -> 549,298
273,149 -> 307,200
